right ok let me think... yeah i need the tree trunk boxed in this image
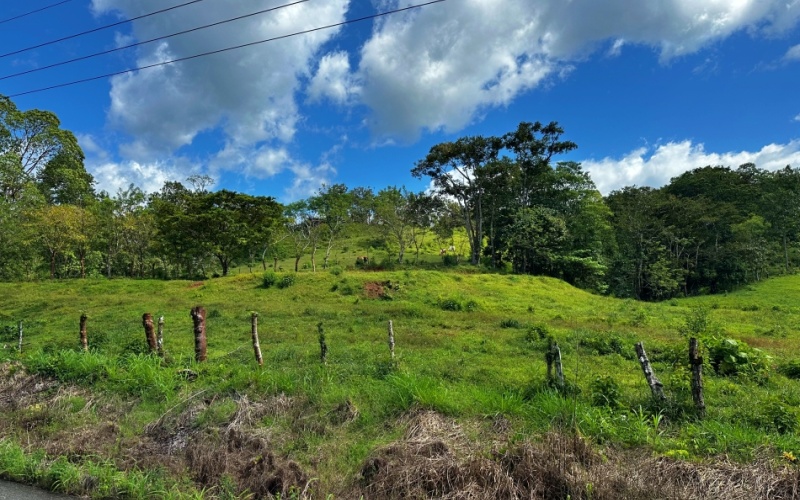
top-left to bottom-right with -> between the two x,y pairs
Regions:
311,245 -> 317,272
50,251 -> 56,279
273,256 -> 278,271
79,314 -> 88,352
142,313 -> 157,353
689,337 -> 706,418
191,306 -> 207,362
17,321 -> 23,352
546,340 -> 564,389
635,342 -> 665,400
251,312 -> 263,366
294,255 -> 301,273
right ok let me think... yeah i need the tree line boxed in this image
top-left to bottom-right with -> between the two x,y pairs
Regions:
2,95 -> 799,299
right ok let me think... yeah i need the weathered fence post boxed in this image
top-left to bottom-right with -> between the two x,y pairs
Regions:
79,313 -> 88,352
388,320 -> 395,360
157,316 -> 165,357
142,313 -> 157,353
251,312 -> 263,366
635,341 -> 666,400
191,306 -> 207,362
689,337 -> 706,418
318,322 -> 327,364
17,321 -> 23,353
546,339 -> 565,389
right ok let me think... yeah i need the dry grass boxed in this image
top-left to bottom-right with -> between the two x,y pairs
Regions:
355,408 -> 800,500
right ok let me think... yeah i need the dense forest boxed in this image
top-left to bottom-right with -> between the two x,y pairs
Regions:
2,95 -> 799,300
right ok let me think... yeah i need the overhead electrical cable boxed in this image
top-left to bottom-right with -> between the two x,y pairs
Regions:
0,0 -> 209,59
6,0 -> 446,98
0,0 -> 74,25
0,0 -> 310,81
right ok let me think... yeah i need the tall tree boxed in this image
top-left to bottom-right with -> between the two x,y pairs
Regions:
413,135 -> 502,265
309,184 -> 352,269
0,96 -> 82,200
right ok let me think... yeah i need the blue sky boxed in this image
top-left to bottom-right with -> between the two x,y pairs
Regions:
1,0 -> 799,201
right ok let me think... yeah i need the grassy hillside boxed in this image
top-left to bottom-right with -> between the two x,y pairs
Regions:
1,270 -> 800,498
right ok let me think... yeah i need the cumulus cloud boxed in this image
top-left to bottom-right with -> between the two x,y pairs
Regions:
92,0 -> 349,175
307,51 -> 359,105
346,0 -> 800,139
583,140 -> 800,195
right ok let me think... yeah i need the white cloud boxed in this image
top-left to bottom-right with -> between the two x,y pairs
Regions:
284,162 -> 336,201
795,113 -> 800,122
307,51 -> 359,105
785,44 -> 800,61
92,0 -> 349,179
583,140 -> 800,195
345,0 -> 800,139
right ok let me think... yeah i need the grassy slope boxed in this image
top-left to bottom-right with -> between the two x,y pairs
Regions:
1,269 -> 800,497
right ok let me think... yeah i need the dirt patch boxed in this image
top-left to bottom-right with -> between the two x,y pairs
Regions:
188,281 -> 204,289
363,281 -> 386,299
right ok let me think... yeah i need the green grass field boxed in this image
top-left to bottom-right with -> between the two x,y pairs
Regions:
2,269 -> 800,498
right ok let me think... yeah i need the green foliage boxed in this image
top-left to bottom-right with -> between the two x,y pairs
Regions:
277,274 -> 296,289
706,337 -> 770,377
590,376 -> 623,408
262,270 -> 278,288
438,297 -> 462,311
778,360 -> 800,379
499,318 -> 522,329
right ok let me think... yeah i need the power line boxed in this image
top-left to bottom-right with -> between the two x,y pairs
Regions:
7,0 -> 446,98
0,0 -> 74,25
0,0 -> 209,59
1,0 -> 309,81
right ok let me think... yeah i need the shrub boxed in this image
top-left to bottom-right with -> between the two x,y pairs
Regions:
500,318 -> 522,329
590,376 -> 623,408
439,298 -> 462,311
706,337 -> 770,377
524,324 -> 550,343
441,255 -> 458,267
277,274 -> 296,289
778,360 -> 800,379
329,266 -> 344,276
262,271 -> 278,288
579,333 -> 627,357
464,300 -> 479,312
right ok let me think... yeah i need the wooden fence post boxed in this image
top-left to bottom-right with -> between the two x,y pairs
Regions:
251,312 -> 263,366
635,342 -> 666,400
546,339 -> 565,389
388,320 -> 395,360
142,313 -> 157,353
689,337 -> 706,418
157,316 -> 165,357
17,321 -> 23,353
79,314 -> 88,352
318,322 -> 327,364
191,306 -> 207,362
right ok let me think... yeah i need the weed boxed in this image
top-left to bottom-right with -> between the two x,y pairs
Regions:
500,319 -> 522,329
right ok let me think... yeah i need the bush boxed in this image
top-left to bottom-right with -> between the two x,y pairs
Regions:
706,337 -> 770,377
262,271 -> 278,288
441,255 -> 458,267
500,318 -> 522,329
439,298 -> 462,311
277,274 -> 296,289
329,266 -> 344,276
778,360 -> 800,379
525,324 -> 550,343
590,376 -> 623,408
